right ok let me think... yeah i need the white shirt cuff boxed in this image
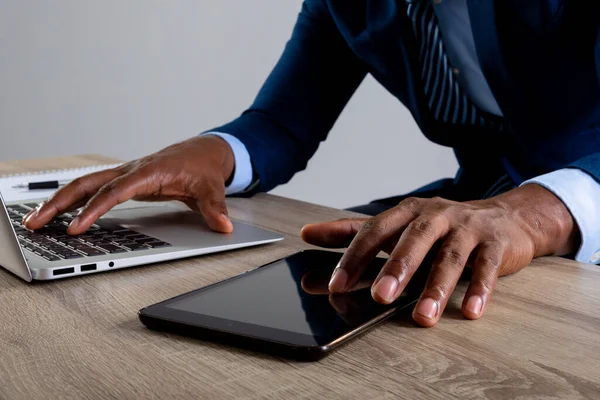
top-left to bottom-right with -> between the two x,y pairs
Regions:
521,168 -> 600,264
202,132 -> 254,195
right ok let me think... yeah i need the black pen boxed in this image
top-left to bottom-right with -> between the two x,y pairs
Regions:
12,180 -> 71,190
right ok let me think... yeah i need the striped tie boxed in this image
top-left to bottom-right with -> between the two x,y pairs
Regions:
406,0 -> 504,132
406,0 -> 514,198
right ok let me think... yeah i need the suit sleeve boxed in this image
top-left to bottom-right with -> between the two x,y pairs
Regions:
567,153 -> 600,183
204,0 -> 368,193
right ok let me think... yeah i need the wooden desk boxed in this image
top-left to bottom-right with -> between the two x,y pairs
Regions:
1,155 -> 599,399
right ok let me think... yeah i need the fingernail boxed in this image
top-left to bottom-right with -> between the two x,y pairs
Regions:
69,217 -> 80,230
372,275 -> 399,303
465,295 -> 483,316
414,298 -> 438,320
329,267 -> 348,293
22,210 -> 35,223
220,213 -> 233,231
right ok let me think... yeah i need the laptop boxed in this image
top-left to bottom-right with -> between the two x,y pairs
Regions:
0,192 -> 283,281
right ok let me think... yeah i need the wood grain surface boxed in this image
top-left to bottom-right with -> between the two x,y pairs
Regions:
1,155 -> 599,399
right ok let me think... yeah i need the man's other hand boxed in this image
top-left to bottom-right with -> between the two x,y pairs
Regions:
23,135 -> 235,234
301,184 -> 579,327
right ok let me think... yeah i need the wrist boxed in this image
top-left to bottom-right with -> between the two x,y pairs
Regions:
200,135 -> 236,184
491,184 -> 580,257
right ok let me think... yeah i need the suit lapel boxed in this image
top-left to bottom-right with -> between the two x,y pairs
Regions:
467,0 -> 520,125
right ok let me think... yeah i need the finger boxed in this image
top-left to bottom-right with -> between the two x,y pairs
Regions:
371,214 -> 451,305
301,269 -> 373,295
301,270 -> 331,295
462,242 -> 503,320
300,218 -> 367,248
67,172 -> 150,234
329,294 -> 363,326
23,169 -> 123,230
192,181 -> 233,233
412,231 -> 478,327
302,219 -> 399,254
330,198 -> 424,293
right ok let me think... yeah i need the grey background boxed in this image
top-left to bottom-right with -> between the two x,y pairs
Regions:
0,0 -> 458,209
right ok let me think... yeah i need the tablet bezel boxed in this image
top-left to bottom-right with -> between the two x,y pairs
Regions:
139,250 -> 417,350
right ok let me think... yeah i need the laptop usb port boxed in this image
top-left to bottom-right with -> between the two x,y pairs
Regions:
53,267 -> 75,276
80,264 -> 97,272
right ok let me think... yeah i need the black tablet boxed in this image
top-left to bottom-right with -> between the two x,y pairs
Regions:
139,250 -> 424,361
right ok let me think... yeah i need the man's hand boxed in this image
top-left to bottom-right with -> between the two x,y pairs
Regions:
22,135 -> 236,234
301,184 -> 580,327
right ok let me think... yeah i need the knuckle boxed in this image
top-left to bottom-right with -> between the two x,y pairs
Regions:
458,210 -> 476,226
208,198 -> 226,210
476,253 -> 502,270
115,162 -> 133,174
471,277 -> 495,294
98,181 -> 120,199
438,247 -> 466,268
490,237 -> 510,252
408,218 -> 436,238
200,195 -> 226,213
342,248 -> 370,268
69,176 -> 88,190
40,200 -> 59,214
70,176 -> 85,186
360,217 -> 386,236
138,166 -> 168,188
385,255 -> 413,275
399,196 -> 421,210
424,285 -> 449,301
430,196 -> 446,205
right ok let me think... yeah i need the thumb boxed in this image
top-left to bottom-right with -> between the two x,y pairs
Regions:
187,182 -> 233,233
300,218 -> 368,248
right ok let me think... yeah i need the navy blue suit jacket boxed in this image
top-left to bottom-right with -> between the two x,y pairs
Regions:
209,0 -> 600,194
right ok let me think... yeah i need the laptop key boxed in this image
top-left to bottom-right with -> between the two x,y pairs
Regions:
95,220 -> 127,232
113,229 -> 134,236
102,235 -> 121,241
82,236 -> 105,242
92,230 -> 111,236
135,237 -> 160,244
123,233 -> 147,239
63,253 -> 84,259
77,246 -> 105,256
121,242 -> 148,251
91,240 -> 112,247
96,244 -> 127,254
36,228 -> 55,236
146,241 -> 171,248
27,245 -> 45,255
56,251 -> 84,259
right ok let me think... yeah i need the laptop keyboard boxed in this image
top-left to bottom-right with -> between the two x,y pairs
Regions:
6,203 -> 171,261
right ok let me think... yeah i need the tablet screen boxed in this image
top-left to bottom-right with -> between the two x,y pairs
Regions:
160,250 -> 417,345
